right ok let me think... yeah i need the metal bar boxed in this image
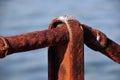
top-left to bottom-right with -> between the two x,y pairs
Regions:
0,16 -> 120,80
48,16 -> 84,80
0,27 -> 69,58
0,17 -> 120,64
82,24 -> 120,63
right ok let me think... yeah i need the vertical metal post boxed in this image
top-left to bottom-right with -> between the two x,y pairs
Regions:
48,16 -> 84,80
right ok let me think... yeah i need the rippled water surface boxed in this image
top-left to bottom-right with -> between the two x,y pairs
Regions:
0,0 -> 120,80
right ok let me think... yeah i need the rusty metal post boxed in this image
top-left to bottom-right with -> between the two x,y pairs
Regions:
0,15 -> 120,80
48,16 -> 84,80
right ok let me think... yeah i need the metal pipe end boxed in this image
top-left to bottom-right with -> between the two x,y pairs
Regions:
0,36 -> 9,58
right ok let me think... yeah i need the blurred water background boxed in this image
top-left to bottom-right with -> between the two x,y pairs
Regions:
0,0 -> 120,80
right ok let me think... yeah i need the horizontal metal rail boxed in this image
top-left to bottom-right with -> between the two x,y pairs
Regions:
0,16 -> 120,80
0,27 -> 69,57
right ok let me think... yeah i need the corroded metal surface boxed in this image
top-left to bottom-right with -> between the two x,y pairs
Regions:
0,36 -> 9,58
0,27 -> 69,58
0,17 -> 120,63
82,24 -> 120,63
48,16 -> 84,80
0,16 -> 120,80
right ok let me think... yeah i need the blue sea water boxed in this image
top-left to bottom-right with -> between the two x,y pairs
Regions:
0,0 -> 120,80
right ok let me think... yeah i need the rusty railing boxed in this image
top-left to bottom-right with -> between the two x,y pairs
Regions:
0,16 -> 120,80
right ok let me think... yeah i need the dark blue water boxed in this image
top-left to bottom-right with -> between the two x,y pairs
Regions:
0,0 -> 120,80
